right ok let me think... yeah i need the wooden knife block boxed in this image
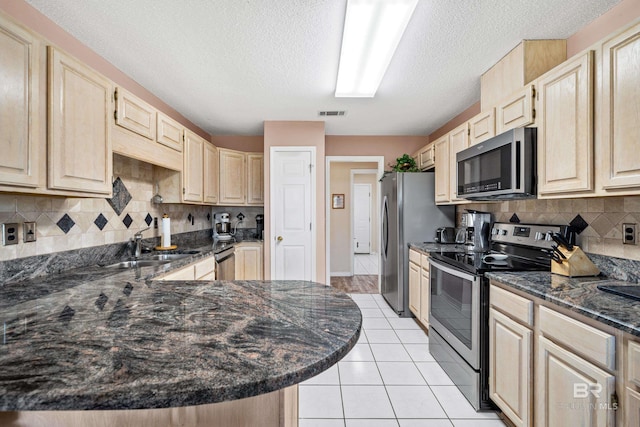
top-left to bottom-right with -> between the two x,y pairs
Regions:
551,245 -> 600,277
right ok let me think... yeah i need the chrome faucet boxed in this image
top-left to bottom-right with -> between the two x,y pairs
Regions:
132,227 -> 151,258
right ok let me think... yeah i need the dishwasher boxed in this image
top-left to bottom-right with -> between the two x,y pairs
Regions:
215,246 -> 235,280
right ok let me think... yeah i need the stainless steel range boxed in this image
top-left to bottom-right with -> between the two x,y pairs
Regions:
429,222 -> 573,410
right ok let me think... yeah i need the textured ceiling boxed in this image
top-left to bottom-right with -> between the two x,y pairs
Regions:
25,0 -> 620,136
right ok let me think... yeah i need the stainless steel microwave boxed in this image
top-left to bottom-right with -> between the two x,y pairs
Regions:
456,127 -> 536,200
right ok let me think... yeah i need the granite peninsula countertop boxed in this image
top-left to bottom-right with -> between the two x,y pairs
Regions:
408,242 -> 468,254
486,271 -> 640,337
0,246 -> 361,411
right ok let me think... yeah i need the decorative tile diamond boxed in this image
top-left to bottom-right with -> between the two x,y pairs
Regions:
509,213 -> 520,223
207,213 -> 211,221
94,213 -> 108,231
56,214 -> 76,234
106,177 -> 132,215
570,214 -> 589,234
145,213 -> 153,226
122,213 -> 133,229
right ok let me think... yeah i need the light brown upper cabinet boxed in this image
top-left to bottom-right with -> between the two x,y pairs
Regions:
246,153 -> 264,205
469,108 -> 496,145
48,47 -> 112,195
218,148 -> 247,205
496,84 -> 536,134
203,142 -> 219,204
0,15 -> 41,188
449,122 -> 470,203
418,142 -> 435,170
114,87 -> 156,140
537,51 -> 594,197
481,40 -> 566,111
182,129 -> 205,202
156,112 -> 183,152
434,134 -> 450,204
599,21 -> 640,192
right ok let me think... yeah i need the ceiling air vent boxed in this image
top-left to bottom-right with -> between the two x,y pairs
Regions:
319,110 -> 346,117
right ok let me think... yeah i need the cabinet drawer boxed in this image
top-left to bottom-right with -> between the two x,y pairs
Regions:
421,254 -> 430,270
628,341 -> 640,388
409,249 -> 421,264
490,285 -> 533,326
159,265 -> 195,281
194,257 -> 215,279
539,306 -> 615,370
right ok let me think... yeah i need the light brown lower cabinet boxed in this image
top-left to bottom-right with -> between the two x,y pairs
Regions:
419,254 -> 430,328
235,242 -> 264,280
490,282 -> 621,427
156,256 -> 215,281
408,249 -> 430,329
0,385 -> 298,427
408,258 -> 421,316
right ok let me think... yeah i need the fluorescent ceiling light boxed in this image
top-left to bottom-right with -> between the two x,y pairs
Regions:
335,0 -> 419,98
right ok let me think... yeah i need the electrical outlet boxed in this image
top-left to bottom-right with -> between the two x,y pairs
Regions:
23,222 -> 37,242
623,223 -> 636,245
2,223 -> 19,246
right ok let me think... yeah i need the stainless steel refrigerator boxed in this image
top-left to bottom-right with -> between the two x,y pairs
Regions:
381,172 -> 455,317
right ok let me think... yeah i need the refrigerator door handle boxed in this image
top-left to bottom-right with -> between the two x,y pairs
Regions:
382,196 -> 389,259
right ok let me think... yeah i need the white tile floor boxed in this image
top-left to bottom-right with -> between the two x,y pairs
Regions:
299,293 -> 506,427
354,253 -> 379,275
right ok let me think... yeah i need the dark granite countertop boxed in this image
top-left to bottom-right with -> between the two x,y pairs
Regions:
0,247 -> 361,411
408,242 -> 468,254
486,271 -> 640,337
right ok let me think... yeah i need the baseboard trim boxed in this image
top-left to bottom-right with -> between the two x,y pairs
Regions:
331,272 -> 352,277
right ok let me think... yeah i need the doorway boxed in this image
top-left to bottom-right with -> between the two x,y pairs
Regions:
326,157 -> 384,293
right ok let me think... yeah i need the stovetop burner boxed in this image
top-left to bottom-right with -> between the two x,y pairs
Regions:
430,222 -> 568,275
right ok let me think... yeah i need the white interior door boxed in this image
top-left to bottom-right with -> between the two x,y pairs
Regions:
271,149 -> 314,281
353,183 -> 371,254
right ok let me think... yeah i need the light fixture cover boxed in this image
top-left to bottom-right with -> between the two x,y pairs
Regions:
335,0 -> 419,97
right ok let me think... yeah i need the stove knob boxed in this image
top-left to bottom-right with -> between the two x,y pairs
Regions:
501,229 -> 508,236
545,232 -> 553,241
491,228 -> 499,235
534,231 -> 544,240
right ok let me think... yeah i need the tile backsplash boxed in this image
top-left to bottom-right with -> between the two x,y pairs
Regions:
0,155 -> 212,261
463,196 -> 640,260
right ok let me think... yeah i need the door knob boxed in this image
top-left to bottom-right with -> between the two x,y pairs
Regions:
277,236 -> 283,241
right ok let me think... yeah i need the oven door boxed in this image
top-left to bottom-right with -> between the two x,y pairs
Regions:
429,258 -> 480,369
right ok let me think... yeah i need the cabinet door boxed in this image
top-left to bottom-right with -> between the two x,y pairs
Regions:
434,135 -> 450,204
469,108 -> 496,145
489,308 -> 532,427
408,260 -> 421,317
537,51 -> 594,196
244,246 -> 263,280
600,22 -> 640,191
158,265 -> 195,281
625,387 -> 640,427
497,84 -> 535,134
114,87 -> 156,140
0,15 -> 40,187
219,148 -> 246,205
419,143 -> 435,170
247,153 -> 264,205
183,129 -> 204,202
449,123 -> 469,203
204,142 -> 219,204
419,266 -> 430,328
156,112 -> 183,152
536,336 -> 616,427
48,47 -> 112,194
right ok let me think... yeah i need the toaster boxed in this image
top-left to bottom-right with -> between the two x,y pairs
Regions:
435,227 -> 456,243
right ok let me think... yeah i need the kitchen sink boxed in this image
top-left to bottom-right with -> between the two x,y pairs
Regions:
103,260 -> 170,269
148,254 -> 193,261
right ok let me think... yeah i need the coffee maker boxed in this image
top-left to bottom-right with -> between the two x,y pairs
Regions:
214,212 -> 233,241
461,210 -> 492,251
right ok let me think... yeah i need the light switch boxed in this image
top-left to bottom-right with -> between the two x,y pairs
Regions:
24,222 -> 37,243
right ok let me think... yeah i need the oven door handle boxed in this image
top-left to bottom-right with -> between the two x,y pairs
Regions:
429,258 -> 480,284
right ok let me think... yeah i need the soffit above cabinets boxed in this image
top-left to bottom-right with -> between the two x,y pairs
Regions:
24,0 -> 621,136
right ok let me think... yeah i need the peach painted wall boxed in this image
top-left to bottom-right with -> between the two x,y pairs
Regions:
567,0 -> 640,57
212,135 -> 264,152
263,121 -> 326,283
427,102 -> 481,141
0,0 -> 210,141
325,136 -> 427,168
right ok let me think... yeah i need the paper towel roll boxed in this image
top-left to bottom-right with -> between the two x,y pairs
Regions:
162,216 -> 171,248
